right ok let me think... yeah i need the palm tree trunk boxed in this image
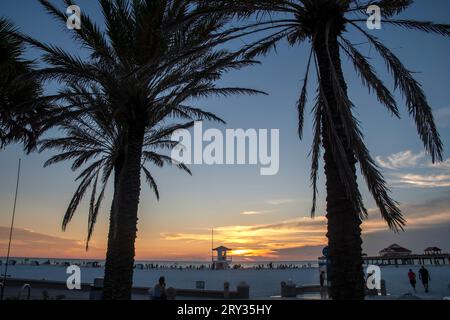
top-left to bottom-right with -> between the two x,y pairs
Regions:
313,28 -> 365,300
102,123 -> 145,300
102,149 -> 124,297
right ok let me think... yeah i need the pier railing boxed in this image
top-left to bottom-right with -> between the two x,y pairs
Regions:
363,253 -> 450,266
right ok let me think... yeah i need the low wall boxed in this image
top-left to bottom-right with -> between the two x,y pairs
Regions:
2,278 -> 249,299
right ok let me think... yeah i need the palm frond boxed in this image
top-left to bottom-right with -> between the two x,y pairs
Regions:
352,23 -> 443,162
62,168 -> 97,231
309,88 -> 322,218
141,165 -> 160,200
381,19 -> 450,36
339,37 -> 399,117
297,49 -> 313,140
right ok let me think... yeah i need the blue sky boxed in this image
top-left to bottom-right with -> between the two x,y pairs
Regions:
0,0 -> 449,260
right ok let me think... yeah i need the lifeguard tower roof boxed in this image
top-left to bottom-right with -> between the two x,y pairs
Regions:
213,246 -> 232,251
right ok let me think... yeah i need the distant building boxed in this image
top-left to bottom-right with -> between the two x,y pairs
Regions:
424,247 -> 442,255
212,246 -> 232,270
379,244 -> 412,257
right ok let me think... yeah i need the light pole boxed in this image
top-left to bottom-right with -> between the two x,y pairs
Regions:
1,158 -> 21,300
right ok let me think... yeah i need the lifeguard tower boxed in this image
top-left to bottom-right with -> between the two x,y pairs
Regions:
212,246 -> 232,270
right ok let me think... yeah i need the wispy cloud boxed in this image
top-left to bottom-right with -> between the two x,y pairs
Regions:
267,198 -> 296,205
376,150 -> 450,189
0,227 -> 104,258
6,194 -> 450,260
160,195 -> 450,259
390,173 -> 450,188
241,211 -> 263,215
240,208 -> 278,215
376,150 -> 426,170
160,216 -> 328,260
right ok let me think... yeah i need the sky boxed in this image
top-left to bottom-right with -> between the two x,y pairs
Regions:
0,0 -> 449,262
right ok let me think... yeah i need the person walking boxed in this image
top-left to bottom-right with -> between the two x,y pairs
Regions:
418,266 -> 431,293
407,269 -> 417,292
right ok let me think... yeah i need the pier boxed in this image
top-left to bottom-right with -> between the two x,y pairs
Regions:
363,244 -> 450,266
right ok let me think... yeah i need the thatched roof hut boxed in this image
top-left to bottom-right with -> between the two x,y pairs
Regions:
379,244 -> 412,257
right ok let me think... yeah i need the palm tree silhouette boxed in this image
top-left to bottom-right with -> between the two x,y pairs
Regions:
39,92 -> 197,249
200,0 -> 448,299
27,0 -> 263,299
39,83 -> 225,294
0,17 -> 52,151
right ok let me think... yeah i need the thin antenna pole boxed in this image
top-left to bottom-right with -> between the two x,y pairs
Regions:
211,228 -> 214,263
1,158 -> 21,300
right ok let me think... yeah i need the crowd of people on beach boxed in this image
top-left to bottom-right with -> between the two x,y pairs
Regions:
244,263 -> 313,270
135,263 -> 210,270
2,259 -> 314,270
133,262 -> 314,270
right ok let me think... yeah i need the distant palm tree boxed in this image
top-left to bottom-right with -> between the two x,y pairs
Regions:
39,90 -> 196,248
39,83 -> 222,283
201,0 -> 448,299
0,17 -> 52,151
27,0 -> 262,299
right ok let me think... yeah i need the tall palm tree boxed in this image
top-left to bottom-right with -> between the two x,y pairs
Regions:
0,17 -> 52,151
200,0 -> 448,299
27,0 -> 263,299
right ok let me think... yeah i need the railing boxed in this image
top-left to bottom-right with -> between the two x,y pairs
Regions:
213,257 -> 233,262
213,256 -> 232,262
18,283 -> 31,300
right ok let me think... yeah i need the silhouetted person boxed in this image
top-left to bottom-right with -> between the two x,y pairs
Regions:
320,271 -> 327,299
418,266 -> 431,293
152,276 -> 167,300
320,271 -> 326,288
407,269 -> 416,292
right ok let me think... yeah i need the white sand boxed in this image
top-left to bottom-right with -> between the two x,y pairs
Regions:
4,264 -> 450,299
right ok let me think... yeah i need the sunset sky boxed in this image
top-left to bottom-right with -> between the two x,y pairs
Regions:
1,0 -> 449,261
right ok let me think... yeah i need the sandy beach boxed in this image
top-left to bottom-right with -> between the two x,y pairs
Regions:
3,264 -> 450,299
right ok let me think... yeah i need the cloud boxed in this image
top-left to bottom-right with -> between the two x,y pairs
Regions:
240,210 -> 275,216
160,216 -> 328,260
433,107 -> 450,128
272,245 -> 326,260
364,197 -> 450,233
267,198 -> 295,205
159,195 -> 450,259
5,196 -> 449,261
0,226 -> 104,258
376,150 -> 426,170
241,211 -> 263,215
363,196 -> 450,254
390,173 -> 450,188
376,150 -> 450,188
